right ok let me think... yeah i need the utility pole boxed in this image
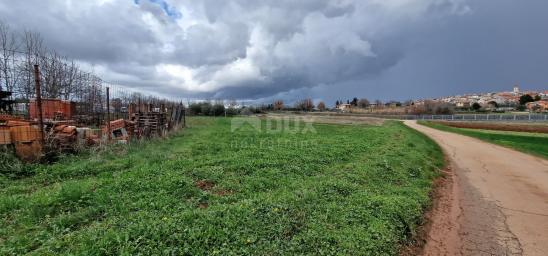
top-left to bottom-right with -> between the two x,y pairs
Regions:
33,65 -> 45,146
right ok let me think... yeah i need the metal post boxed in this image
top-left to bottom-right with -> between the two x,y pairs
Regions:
106,87 -> 111,142
183,107 -> 186,128
33,65 -> 45,146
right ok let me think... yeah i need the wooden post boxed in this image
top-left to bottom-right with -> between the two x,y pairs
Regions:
33,65 -> 45,146
106,87 -> 111,141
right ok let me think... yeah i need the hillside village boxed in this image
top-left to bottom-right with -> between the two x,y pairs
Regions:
418,85 -> 548,111
336,85 -> 548,113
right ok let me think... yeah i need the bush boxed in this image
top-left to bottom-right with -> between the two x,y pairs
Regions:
211,104 -> 225,116
225,107 -> 239,116
188,102 -> 226,116
519,94 -> 534,105
200,103 -> 212,115
189,103 -> 204,115
472,102 -> 481,111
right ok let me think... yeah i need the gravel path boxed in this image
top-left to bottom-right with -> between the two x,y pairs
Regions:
405,120 -> 548,256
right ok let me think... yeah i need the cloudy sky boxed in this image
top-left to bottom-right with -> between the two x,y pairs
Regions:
1,0 -> 547,104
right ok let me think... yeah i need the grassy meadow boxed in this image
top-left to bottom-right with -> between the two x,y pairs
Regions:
418,121 -> 548,159
1,117 -> 444,255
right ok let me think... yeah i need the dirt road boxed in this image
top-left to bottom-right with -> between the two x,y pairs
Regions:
404,120 -> 548,256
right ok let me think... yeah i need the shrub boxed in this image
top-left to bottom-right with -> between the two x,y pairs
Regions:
519,94 -> 534,105
188,102 -> 226,116
225,107 -> 239,116
211,104 -> 226,116
189,103 -> 204,115
472,102 -> 481,111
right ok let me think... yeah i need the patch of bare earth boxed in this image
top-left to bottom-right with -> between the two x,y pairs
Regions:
405,120 -> 548,256
400,164 -> 461,256
195,180 -> 215,191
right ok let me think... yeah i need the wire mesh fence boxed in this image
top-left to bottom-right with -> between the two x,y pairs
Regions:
360,113 -> 548,122
0,48 -> 186,162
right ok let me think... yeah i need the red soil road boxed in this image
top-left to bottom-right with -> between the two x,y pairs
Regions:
404,120 -> 548,256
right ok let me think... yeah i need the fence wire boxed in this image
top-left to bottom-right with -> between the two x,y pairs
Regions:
1,48 -> 186,161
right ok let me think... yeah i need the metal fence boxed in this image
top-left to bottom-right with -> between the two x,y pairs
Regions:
363,113 -> 548,122
1,50 -> 186,162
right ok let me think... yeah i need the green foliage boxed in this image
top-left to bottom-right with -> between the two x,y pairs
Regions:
419,121 -> 548,159
189,102 -> 226,116
1,118 -> 444,255
211,104 -> 226,116
519,94 -> 534,105
472,102 -> 482,111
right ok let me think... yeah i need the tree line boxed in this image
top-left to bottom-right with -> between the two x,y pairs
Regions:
0,21 -> 184,119
0,20 -> 104,102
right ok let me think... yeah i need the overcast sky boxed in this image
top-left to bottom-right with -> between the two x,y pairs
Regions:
1,0 -> 547,104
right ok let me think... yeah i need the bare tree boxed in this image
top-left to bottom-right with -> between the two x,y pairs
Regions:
357,98 -> 370,108
273,99 -> 284,110
295,98 -> 314,111
317,101 -> 326,111
0,21 -> 20,93
17,30 -> 45,100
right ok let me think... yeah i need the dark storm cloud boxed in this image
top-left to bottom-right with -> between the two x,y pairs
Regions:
1,0 -> 544,103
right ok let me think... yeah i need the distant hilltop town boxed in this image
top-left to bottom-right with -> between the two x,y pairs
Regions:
335,85 -> 548,114
414,85 -> 548,112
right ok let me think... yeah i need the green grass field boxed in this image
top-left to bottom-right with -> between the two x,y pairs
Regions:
418,121 -> 548,159
1,117 -> 444,255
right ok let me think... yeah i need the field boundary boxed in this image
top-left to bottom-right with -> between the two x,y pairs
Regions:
366,113 -> 548,122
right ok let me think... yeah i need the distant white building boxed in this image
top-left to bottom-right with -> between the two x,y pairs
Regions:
336,104 -> 352,111
513,85 -> 520,95
456,101 -> 471,108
